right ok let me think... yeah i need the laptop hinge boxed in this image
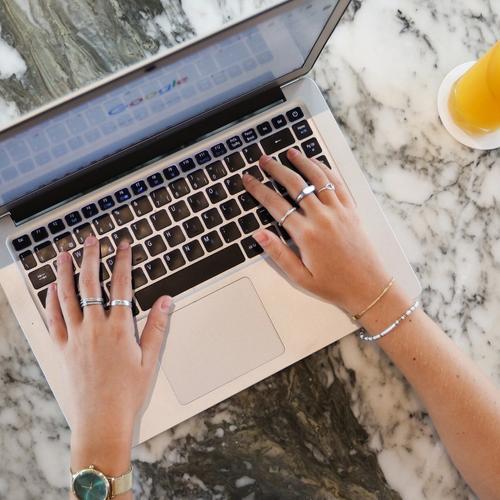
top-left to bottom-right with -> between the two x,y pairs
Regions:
10,85 -> 285,224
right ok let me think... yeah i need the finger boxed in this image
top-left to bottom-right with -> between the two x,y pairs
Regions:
140,296 -> 171,375
56,251 -> 82,327
242,173 -> 303,234
79,235 -> 105,319
46,283 -> 68,346
312,158 -> 354,208
253,229 -> 312,287
109,240 -> 133,319
287,149 -> 336,205
259,155 -> 321,212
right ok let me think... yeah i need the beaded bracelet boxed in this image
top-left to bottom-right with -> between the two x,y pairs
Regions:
358,300 -> 420,342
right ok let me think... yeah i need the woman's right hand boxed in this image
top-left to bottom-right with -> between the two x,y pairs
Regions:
242,149 -> 394,317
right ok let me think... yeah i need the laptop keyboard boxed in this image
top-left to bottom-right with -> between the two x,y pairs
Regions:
10,106 -> 332,317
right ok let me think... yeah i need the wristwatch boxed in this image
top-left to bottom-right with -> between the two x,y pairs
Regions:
71,464 -> 133,499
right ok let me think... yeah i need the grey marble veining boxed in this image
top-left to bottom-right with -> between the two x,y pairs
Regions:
0,0 -> 499,498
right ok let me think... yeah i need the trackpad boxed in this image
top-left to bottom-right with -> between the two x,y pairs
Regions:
161,278 -> 284,405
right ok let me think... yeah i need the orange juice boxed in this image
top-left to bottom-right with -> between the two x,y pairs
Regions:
448,41 -> 500,135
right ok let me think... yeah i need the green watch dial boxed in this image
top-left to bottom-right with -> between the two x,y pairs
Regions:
73,469 -> 109,500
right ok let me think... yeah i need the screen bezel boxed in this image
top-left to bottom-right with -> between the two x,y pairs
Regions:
1,0 -> 351,219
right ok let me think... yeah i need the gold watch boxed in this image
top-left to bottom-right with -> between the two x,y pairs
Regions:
71,464 -> 133,499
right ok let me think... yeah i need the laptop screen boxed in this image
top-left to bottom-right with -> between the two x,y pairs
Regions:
0,0 -> 338,210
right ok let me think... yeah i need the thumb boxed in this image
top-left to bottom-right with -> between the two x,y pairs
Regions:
140,295 -> 171,373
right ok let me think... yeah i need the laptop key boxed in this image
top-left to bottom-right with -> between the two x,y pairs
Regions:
201,207 -> 222,229
73,248 -> 84,267
286,107 -> 304,122
19,250 -> 37,270
164,249 -> 185,271
211,143 -> 227,158
132,268 -> 148,289
145,235 -> 167,257
34,242 -> 57,263
206,183 -> 227,204
168,200 -> 190,222
150,209 -> 172,231
38,288 -> 48,308
163,165 -> 180,180
132,244 -> 148,266
224,174 -> 244,195
111,228 -> 133,246
48,219 -> 65,235
316,155 -> 331,168
302,137 -> 322,158
93,214 -> 115,235
99,237 -> 114,258
206,160 -> 227,181
131,196 -> 153,217
65,211 -> 82,226
257,206 -> 274,225
74,223 -> 95,244
183,240 -> 204,261
32,227 -> 48,243
238,192 -> 259,211
260,128 -> 294,155
13,234 -> 31,251
29,265 -> 56,290
131,180 -> 147,195
147,172 -> 163,187
220,199 -> 241,220
150,187 -> 172,208
271,114 -> 287,129
238,213 -> 259,234
224,152 -> 245,172
54,232 -> 76,252
292,120 -> 313,140
115,188 -> 131,203
179,158 -> 196,172
111,205 -> 134,226
187,169 -> 209,190
187,192 -> 209,213
183,216 -> 204,238
242,128 -> 258,143
241,235 -> 264,258
195,150 -> 211,165
98,196 -> 115,210
131,219 -> 152,240
164,226 -> 186,247
227,135 -> 242,150
256,121 -> 272,136
145,259 -> 167,280
169,178 -> 190,199
243,165 -> 264,181
136,244 -> 245,309
82,203 -> 99,218
201,231 -> 223,252
220,222 -> 241,243
242,143 -> 262,164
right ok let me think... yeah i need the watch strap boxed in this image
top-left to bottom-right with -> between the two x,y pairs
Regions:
109,465 -> 133,498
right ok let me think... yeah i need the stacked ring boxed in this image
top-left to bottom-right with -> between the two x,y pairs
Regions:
80,297 -> 104,308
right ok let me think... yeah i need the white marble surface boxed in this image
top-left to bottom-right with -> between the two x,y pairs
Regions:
0,0 -> 499,498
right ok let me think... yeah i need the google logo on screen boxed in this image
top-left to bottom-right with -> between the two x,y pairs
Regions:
107,76 -> 189,116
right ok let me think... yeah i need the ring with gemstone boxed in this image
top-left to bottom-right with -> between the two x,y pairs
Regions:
317,182 -> 335,194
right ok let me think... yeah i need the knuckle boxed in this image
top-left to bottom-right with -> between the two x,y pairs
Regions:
113,273 -> 131,288
80,275 -> 98,290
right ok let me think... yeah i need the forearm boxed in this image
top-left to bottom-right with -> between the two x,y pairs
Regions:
359,286 -> 500,499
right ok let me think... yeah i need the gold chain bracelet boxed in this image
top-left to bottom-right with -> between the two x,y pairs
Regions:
351,277 -> 395,321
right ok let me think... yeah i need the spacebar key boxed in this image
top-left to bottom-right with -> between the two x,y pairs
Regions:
135,244 -> 245,311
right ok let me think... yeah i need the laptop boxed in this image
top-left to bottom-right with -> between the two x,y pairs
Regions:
0,0 -> 420,444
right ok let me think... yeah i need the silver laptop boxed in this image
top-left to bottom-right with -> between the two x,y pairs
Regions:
0,0 -> 420,444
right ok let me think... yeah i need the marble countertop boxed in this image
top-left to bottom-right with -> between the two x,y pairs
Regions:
0,0 -> 499,498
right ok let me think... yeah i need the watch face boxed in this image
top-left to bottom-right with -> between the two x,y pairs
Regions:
73,469 -> 109,500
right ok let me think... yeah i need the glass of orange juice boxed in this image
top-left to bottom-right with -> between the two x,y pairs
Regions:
448,41 -> 500,135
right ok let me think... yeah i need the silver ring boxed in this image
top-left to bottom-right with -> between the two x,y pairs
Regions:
278,206 -> 297,227
110,299 -> 133,308
80,297 -> 104,308
294,184 -> 316,205
317,182 -> 335,194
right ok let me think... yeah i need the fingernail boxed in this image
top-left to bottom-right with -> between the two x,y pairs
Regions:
84,235 -> 97,246
161,296 -> 172,312
118,240 -> 130,250
260,154 -> 271,165
50,283 -> 57,292
289,148 -> 299,157
57,252 -> 69,263
253,231 -> 269,245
